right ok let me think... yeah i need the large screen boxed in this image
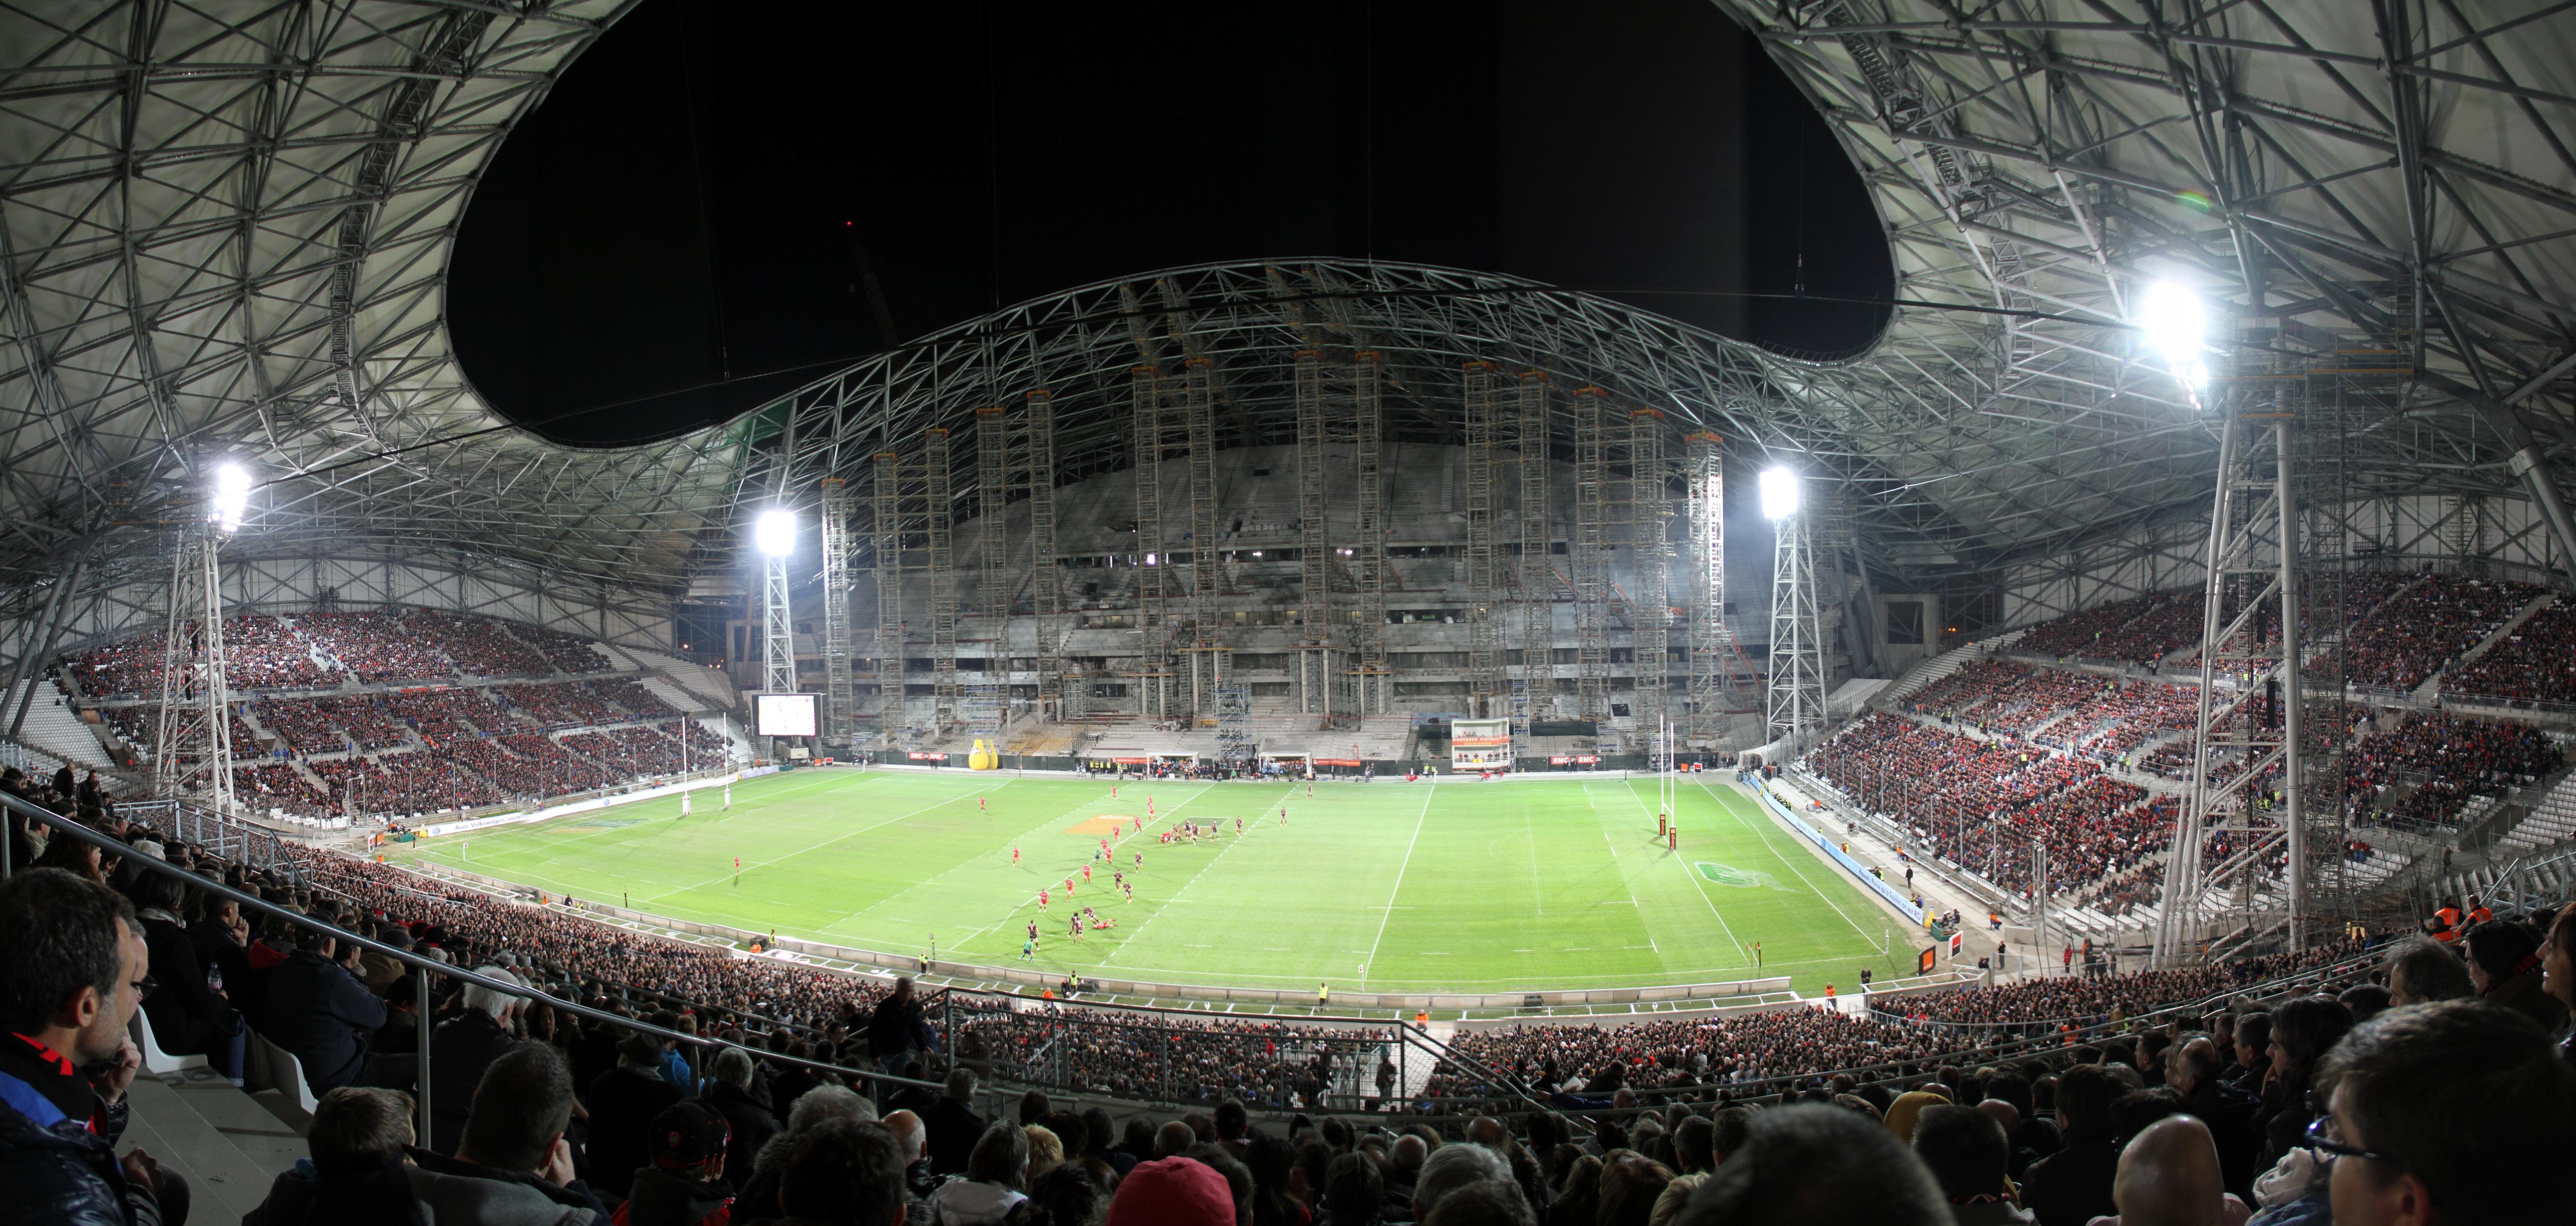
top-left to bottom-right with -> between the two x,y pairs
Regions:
755,693 -> 818,738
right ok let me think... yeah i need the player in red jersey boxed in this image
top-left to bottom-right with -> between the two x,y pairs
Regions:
1039,889 -> 1049,909
1011,846 -> 1021,864
979,796 -> 986,812
1082,864 -> 1092,883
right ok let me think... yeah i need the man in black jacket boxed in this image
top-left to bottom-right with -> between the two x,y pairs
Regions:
585,1034 -> 684,1201
408,1043 -> 608,1226
131,872 -> 245,1085
696,1047 -> 776,1194
0,868 -> 178,1226
263,926 -> 409,1093
2164,1035 -> 2260,1201
618,1100 -> 734,1226
2017,1064 -> 2125,1226
427,968 -> 523,1156
923,1066 -> 985,1176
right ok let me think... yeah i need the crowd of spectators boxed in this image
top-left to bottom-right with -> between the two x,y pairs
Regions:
517,624 -> 617,675
222,615 -> 340,690
1810,713 -> 2162,897
599,678 -> 681,720
2439,598 -> 2576,706
385,688 -> 508,745
2012,592 -> 2162,659
562,726 -> 694,777
496,681 -> 626,727
2342,574 -> 2547,690
1876,944 -> 2358,1029
2347,709 -> 2563,832
405,610 -> 554,678
298,610 -> 455,684
249,697 -> 352,754
316,695 -> 408,751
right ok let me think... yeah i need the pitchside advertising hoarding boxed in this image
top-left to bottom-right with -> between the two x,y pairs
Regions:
755,692 -> 818,738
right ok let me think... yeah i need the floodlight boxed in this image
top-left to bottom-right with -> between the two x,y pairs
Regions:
755,508 -> 797,557
210,462 -> 252,532
1759,466 -> 1801,521
2138,281 -> 2207,380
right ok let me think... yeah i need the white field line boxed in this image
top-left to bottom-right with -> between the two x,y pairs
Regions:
1359,781 -> 1437,987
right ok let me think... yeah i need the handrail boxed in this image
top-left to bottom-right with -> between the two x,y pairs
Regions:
0,790 -> 948,1149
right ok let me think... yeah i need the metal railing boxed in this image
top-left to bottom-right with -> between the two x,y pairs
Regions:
0,790 -> 953,1150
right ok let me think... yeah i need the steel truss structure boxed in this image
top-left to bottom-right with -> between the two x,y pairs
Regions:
1182,359 -> 1225,717
925,428 -> 957,735
1516,371 -> 1556,751
1630,410 -> 1671,741
1463,363 -> 1506,717
871,452 -> 903,746
818,478 -> 856,746
2157,408 -> 2306,964
1025,390 -> 1064,721
1292,352 -> 1334,716
1572,388 -> 1612,725
1130,365 -> 1175,719
153,529 -> 234,814
1768,500 -> 1830,750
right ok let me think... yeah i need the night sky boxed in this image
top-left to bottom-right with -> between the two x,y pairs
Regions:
447,0 -> 1889,448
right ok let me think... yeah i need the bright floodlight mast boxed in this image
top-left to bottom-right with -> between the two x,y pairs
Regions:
757,508 -> 799,754
155,462 -> 248,815
1763,465 -> 1828,754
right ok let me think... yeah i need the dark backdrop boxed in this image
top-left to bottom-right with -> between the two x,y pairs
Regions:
448,0 -> 1889,447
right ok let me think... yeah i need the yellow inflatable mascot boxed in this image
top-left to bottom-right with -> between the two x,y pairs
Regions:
969,738 -> 998,771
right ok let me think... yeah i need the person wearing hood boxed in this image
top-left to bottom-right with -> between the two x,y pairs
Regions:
611,1100 -> 733,1226
1883,1089 -> 1948,1145
2466,918 -> 2568,1034
926,1121 -> 1029,1226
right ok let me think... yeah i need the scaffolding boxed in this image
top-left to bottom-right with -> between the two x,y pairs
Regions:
1572,387 -> 1611,725
818,476 -> 856,746
1131,365 -> 1176,719
1464,362 -> 1505,718
1293,351 -> 1334,716
1183,359 -> 1227,717
1766,489 -> 1829,748
1348,351 -> 1390,716
976,404 -> 1010,635
1516,371 -> 1553,755
1215,682 -> 1253,769
872,452 -> 903,746
925,427 -> 958,736
1630,410 -> 1670,743
1026,390 -> 1066,722
2155,399 -> 2308,965
1684,433 -> 1752,748
153,529 -> 236,814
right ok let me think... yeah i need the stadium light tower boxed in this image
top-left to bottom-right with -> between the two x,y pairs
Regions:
156,461 -> 249,814
1763,466 -> 1829,754
756,508 -> 799,709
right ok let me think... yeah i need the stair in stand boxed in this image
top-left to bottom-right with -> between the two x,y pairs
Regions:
120,1065 -> 312,1226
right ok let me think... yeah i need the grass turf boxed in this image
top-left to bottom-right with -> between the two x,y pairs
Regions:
387,770 -> 1912,994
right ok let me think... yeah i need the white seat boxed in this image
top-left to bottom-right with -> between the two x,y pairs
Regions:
130,1009 -> 207,1075
255,1033 -> 321,1117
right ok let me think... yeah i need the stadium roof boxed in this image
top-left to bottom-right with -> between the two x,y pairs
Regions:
3,1 -> 2572,629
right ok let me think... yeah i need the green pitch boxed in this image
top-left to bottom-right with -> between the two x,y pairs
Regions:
389,770 -> 1907,994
